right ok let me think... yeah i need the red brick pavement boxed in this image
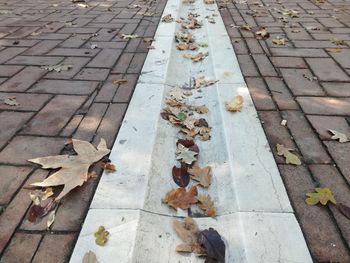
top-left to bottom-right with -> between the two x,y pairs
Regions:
0,0 -> 166,261
218,0 -> 350,262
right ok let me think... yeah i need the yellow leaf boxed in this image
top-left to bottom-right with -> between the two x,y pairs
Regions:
325,48 -> 342,53
94,226 -> 109,246
29,139 -> 110,200
112,79 -> 128,84
276,144 -> 301,165
305,188 -> 337,206
225,95 -> 244,112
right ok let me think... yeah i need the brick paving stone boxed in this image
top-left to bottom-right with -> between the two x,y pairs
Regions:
324,142 -> 350,185
264,77 -> 299,110
6,56 -> 64,66
0,92 -> 51,111
278,165 -> 350,262
0,111 -> 34,149
307,115 -> 350,140
0,166 -> 32,205
306,58 -> 350,82
22,95 -> 87,136
270,47 -> 328,57
0,233 -> 41,263
31,234 -> 76,263
0,67 -> 47,92
29,79 -> 98,95
245,77 -> 276,110
0,65 -> 23,77
281,111 -> 331,164
297,97 -> 350,115
280,68 -> 325,96
59,34 -> 91,48
74,68 -> 110,81
0,48 -> 27,64
86,48 -> 122,68
0,169 -> 48,252
320,81 -> 350,97
112,74 -> 138,103
252,54 -> 278,76
309,164 -> 350,248
47,48 -> 99,57
271,57 -> 307,68
237,55 -> 260,77
329,49 -> 350,69
111,52 -> 134,73
0,136 -> 66,165
22,40 -> 61,56
60,115 -> 84,137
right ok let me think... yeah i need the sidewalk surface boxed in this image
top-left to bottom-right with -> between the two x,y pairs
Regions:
0,0 -> 349,262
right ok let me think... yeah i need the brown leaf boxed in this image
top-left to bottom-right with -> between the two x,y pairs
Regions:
172,163 -> 190,187
101,162 -> 117,172
198,228 -> 226,262
95,226 -> 109,246
255,27 -> 270,39
29,139 -> 110,200
225,95 -> 243,112
161,14 -> 174,23
164,186 -> 198,209
183,52 -> 209,62
174,217 -> 205,254
272,37 -> 287,45
188,164 -> 212,188
112,79 -> 128,84
197,195 -> 216,217
28,199 -> 58,223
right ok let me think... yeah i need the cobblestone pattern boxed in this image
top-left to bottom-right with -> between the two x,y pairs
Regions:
218,0 -> 350,262
0,0 -> 166,261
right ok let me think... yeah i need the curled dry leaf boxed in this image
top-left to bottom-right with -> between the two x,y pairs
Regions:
95,226 -> 109,246
190,105 -> 209,114
225,95 -> 243,112
283,9 -> 299,18
83,251 -> 99,263
182,19 -> 202,30
328,129 -> 349,143
47,209 -> 56,228
29,187 -> 54,205
3,96 -> 19,106
161,14 -> 174,23
240,24 -> 252,31
121,34 -> 138,40
175,31 -> 193,43
338,203 -> 350,220
172,163 -> 190,187
197,195 -> 216,217
204,0 -> 215,4
198,228 -> 226,263
101,162 -> 117,172
29,139 -> 110,200
193,76 -> 218,89
183,52 -> 209,62
176,143 -> 198,164
112,79 -> 128,84
331,38 -> 346,46
164,186 -> 198,210
174,217 -> 205,254
272,37 -> 287,45
325,48 -> 342,53
28,199 -> 58,223
305,187 -> 337,206
255,27 -> 270,39
176,43 -> 198,51
188,163 -> 212,188
276,144 -> 301,165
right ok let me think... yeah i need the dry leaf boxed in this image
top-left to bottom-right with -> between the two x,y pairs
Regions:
29,139 -> 110,200
101,162 -> 117,172
283,9 -> 299,18
272,37 -> 287,45
121,34 -> 138,39
28,199 -> 57,223
83,251 -> 99,263
41,64 -> 72,72
164,186 -> 198,209
95,226 -> 109,246
305,188 -> 337,205
325,48 -> 342,53
188,163 -> 212,188
276,144 -> 301,165
29,187 -> 54,205
240,24 -> 252,31
176,43 -> 198,51
176,143 -> 198,164
183,52 -> 209,62
197,195 -> 216,217
204,0 -> 215,4
193,76 -> 218,89
172,163 -> 190,187
175,31 -> 193,43
255,28 -> 270,39
161,14 -> 174,23
190,105 -> 209,114
329,129 -> 349,143
112,79 -> 128,84
198,228 -> 226,262
225,95 -> 244,112
174,217 -> 205,254
3,96 -> 19,106
47,209 -> 56,228
331,38 -> 346,46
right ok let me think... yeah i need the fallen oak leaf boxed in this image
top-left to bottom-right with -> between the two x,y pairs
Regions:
83,251 -> 99,263
197,195 -> 216,217
225,95 -> 243,112
305,187 -> 337,206
255,27 -> 270,39
101,162 -> 117,172
95,226 -> 109,246
29,139 -> 110,200
272,37 -> 287,45
183,52 -> 209,62
176,143 -> 198,164
172,163 -> 190,187
188,163 -> 212,188
164,186 -> 198,210
174,217 -> 205,254
29,187 -> 54,205
161,14 -> 174,23
276,144 -> 301,165
120,34 -> 138,40
198,228 -> 226,263
3,96 -> 19,106
329,129 -> 349,143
